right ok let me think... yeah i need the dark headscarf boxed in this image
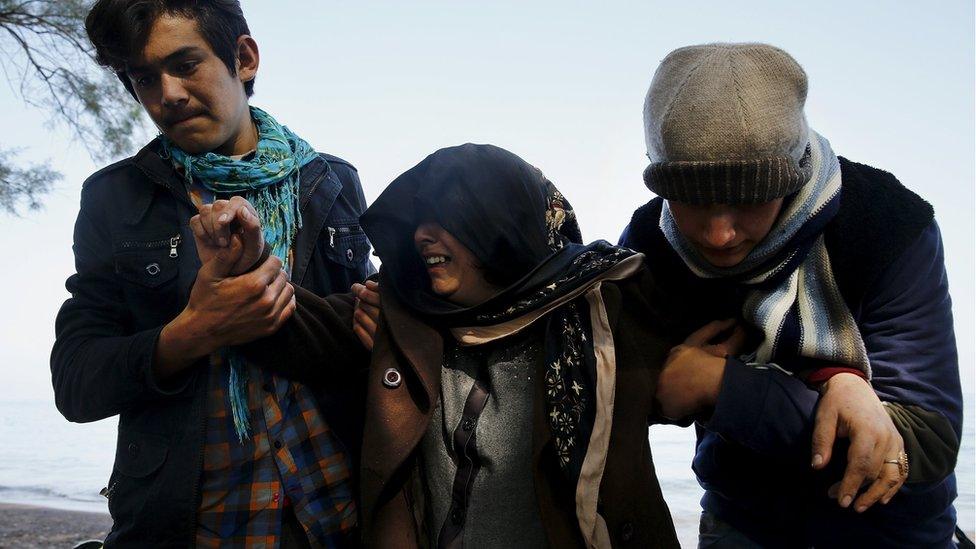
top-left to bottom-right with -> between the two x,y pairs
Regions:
361,143 -> 585,318
361,143 -> 637,482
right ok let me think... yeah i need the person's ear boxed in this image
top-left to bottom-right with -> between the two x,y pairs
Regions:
235,35 -> 259,85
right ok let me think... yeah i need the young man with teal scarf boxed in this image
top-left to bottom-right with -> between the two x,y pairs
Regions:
51,1 -> 373,546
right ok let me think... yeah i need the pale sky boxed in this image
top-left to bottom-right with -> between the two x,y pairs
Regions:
0,0 -> 972,413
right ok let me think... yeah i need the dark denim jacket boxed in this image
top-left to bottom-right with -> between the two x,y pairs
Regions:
51,138 -> 374,547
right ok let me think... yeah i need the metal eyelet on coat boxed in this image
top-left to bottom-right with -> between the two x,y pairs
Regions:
346,248 -> 355,261
145,263 -> 161,276
382,368 -> 402,388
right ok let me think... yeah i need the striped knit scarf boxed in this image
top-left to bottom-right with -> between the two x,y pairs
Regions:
659,131 -> 870,376
162,106 -> 319,442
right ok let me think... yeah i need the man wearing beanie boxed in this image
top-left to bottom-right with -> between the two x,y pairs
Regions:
621,43 -> 963,547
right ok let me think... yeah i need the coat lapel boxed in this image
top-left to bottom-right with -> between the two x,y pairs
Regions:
360,270 -> 443,529
376,269 -> 443,405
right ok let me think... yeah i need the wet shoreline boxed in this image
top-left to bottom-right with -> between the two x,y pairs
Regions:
0,503 -> 112,548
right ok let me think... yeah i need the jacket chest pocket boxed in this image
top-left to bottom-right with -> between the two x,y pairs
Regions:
324,223 -> 371,268
114,234 -> 182,287
113,233 -> 184,328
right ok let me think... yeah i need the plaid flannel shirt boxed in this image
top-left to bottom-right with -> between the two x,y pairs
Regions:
196,359 -> 356,548
190,181 -> 356,548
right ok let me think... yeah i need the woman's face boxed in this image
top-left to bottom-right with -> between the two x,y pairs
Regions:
413,222 -> 502,307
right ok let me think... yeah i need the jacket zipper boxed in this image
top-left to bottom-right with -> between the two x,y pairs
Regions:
100,480 -> 118,502
300,176 -> 321,212
119,233 -> 182,258
326,225 -> 363,248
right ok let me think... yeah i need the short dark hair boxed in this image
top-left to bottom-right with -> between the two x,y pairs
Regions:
85,0 -> 255,99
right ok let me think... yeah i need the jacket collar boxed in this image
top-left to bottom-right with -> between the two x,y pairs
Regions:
132,136 -> 332,196
125,138 -> 187,225
127,137 -> 337,229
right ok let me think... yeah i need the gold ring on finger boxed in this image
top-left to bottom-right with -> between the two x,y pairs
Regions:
883,452 -> 909,479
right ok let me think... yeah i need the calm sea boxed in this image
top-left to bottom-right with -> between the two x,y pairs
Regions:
1,398 -> 972,547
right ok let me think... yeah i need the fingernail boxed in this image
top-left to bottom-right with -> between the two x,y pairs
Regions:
841,495 -> 853,508
241,210 -> 250,220
218,237 -> 228,247
218,213 -> 229,222
812,454 -> 823,468
856,505 -> 866,513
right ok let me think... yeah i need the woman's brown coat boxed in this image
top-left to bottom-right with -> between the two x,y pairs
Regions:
248,265 -> 682,548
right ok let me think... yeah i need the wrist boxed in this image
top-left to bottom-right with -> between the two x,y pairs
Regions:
251,243 -> 271,271
821,370 -> 869,394
172,307 -> 223,356
697,354 -> 727,409
808,366 -> 867,387
239,242 -> 271,274
154,309 -> 218,378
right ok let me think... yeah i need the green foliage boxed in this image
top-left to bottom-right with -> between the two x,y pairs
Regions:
0,147 -> 61,214
0,0 -> 146,214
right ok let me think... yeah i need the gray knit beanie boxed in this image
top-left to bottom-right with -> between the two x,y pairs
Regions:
643,43 -> 813,204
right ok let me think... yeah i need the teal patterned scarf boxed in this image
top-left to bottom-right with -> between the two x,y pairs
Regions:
162,106 -> 319,442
